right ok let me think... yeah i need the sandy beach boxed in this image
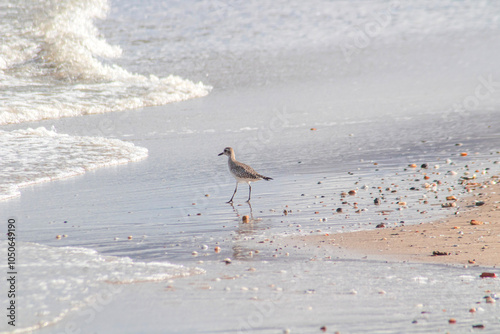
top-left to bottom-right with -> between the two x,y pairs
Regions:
3,1 -> 500,333
299,177 -> 500,267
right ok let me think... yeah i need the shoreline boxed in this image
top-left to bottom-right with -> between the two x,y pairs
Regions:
297,177 -> 500,267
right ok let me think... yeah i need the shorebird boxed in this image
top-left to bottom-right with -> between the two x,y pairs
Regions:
218,147 -> 272,203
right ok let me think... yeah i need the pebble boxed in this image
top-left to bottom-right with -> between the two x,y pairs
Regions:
446,196 -> 457,201
376,223 -> 385,228
242,215 -> 250,223
192,251 -> 198,256
214,246 -> 221,253
128,236 -> 133,240
484,296 -> 495,304
348,190 -> 357,196
201,244 -> 208,250
55,235 -> 62,239
480,272 -> 497,278
448,318 -> 457,324
460,152 -> 468,156
223,258 -> 232,264
470,220 -> 483,225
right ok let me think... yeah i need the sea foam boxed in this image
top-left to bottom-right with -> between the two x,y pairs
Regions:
0,240 -> 204,333
0,0 -> 211,125
0,127 -> 148,201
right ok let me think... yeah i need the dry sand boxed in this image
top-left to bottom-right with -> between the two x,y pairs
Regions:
299,177 -> 500,267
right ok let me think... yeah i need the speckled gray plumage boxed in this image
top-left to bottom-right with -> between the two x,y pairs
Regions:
218,147 -> 272,203
219,147 -> 272,182
228,158 -> 271,182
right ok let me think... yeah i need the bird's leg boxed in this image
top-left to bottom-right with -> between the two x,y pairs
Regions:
246,183 -> 252,202
227,182 -> 238,203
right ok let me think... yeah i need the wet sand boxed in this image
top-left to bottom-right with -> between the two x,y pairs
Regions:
299,178 -> 500,267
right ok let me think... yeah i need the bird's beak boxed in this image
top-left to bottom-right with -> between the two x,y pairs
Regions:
218,152 -> 224,156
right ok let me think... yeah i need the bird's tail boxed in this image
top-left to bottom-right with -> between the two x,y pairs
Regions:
259,175 -> 273,181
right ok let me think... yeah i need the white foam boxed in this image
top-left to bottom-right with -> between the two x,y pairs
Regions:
0,0 -> 211,125
0,127 -> 148,200
0,241 -> 204,333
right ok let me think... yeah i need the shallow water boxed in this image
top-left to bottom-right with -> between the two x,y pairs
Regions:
1,0 -> 500,332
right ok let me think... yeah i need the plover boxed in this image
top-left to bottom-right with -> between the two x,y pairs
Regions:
218,147 -> 273,203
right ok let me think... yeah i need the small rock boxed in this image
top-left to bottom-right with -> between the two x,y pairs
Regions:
214,246 -> 221,253
128,236 -> 133,240
480,272 -> 497,278
242,215 -> 250,223
223,258 -> 232,264
348,190 -> 357,196
336,208 -> 343,213
376,223 -> 386,228
475,201 -> 485,206
446,196 -> 457,201
374,198 -> 381,205
448,318 -> 457,324
484,296 -> 495,304
470,220 -> 483,225
432,251 -> 449,256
